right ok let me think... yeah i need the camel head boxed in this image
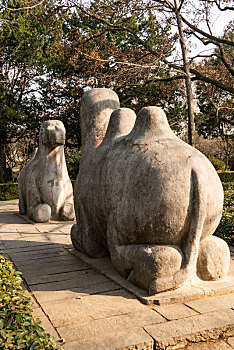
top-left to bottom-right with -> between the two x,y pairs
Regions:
40,120 -> 66,148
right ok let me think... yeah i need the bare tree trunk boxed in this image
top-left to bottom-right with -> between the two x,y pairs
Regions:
0,133 -> 7,183
174,0 -> 195,146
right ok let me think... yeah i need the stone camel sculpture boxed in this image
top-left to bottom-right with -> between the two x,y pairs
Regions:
71,88 -> 230,295
18,120 -> 74,223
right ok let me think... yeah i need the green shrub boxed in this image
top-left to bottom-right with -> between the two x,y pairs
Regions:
0,183 -> 18,201
218,171 -> 234,183
214,182 -> 234,246
0,254 -> 61,350
209,157 -> 225,171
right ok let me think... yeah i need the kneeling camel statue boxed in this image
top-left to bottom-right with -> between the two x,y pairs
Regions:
71,88 -> 230,295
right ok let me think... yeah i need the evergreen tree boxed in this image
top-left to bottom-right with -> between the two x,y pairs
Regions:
0,0 -> 64,182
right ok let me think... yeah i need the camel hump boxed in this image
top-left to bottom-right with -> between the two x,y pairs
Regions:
102,108 -> 136,146
80,88 -> 120,158
129,106 -> 175,141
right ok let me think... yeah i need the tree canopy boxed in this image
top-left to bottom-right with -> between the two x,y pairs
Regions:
0,0 -> 233,182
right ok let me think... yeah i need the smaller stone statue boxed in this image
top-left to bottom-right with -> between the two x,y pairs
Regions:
18,120 -> 74,222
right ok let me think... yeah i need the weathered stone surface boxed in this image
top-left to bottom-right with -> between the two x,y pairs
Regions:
154,302 -> 199,320
185,339 -> 233,349
33,281 -> 121,304
62,328 -> 154,350
15,253 -> 80,268
21,260 -> 89,276
197,236 -> 230,281
40,289 -> 162,328
18,120 -> 74,222
184,293 -> 234,313
58,309 -> 164,343
71,88 -> 228,295
32,307 -> 44,318
37,315 -> 59,340
144,308 -> 234,349
30,270 -> 110,292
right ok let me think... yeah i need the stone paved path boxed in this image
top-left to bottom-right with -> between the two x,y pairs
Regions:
0,200 -> 234,350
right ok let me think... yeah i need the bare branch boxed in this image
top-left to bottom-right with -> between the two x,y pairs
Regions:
190,68 -> 234,93
78,50 -> 187,76
0,0 -> 45,11
180,15 -> 234,46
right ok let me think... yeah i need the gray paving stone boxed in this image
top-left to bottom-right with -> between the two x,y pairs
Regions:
154,302 -> 199,320
33,307 -> 44,318
3,243 -> 66,253
62,327 -> 153,350
185,293 -> 234,313
15,224 -> 40,233
33,281 -> 121,304
58,309 -> 164,343
2,239 -> 55,250
15,254 -> 80,268
37,315 -> 60,340
6,244 -> 67,255
21,261 -> 89,276
41,289 -> 160,328
144,308 -> 234,349
26,269 -> 93,285
20,233 -> 72,245
9,249 -> 70,263
34,223 -> 70,233
30,270 -> 110,292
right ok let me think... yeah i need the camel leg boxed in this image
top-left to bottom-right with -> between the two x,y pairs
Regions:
106,214 -> 183,293
18,183 -> 26,215
59,183 -> 75,221
27,182 -> 51,223
71,200 -> 108,258
107,168 -> 207,295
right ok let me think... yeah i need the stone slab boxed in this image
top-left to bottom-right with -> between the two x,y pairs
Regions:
144,308 -> 234,349
37,315 -> 60,341
62,327 -> 153,350
6,244 -> 67,255
70,249 -> 234,305
30,270 -> 110,292
3,243 -> 67,254
41,289 -> 164,328
14,254 -> 80,269
20,261 -> 89,276
26,268 -> 92,285
154,302 -> 199,321
184,293 -> 234,314
33,307 -> 44,318
9,249 -> 71,264
33,281 -> 121,304
58,309 -> 164,343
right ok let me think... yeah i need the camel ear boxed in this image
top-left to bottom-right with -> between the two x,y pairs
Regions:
40,125 -> 47,145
